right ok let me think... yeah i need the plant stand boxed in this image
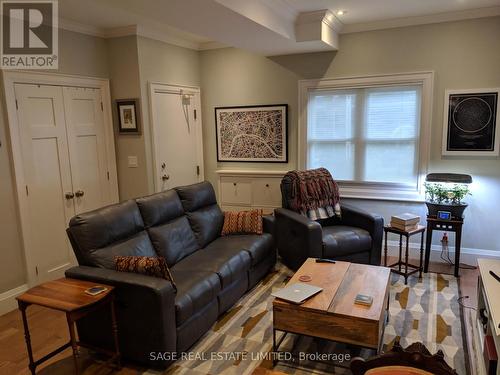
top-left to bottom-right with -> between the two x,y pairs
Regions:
423,215 -> 464,277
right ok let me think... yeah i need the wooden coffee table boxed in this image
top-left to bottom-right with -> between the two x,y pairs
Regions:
272,258 -> 391,364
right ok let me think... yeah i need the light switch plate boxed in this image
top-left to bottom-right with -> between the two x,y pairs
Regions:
128,156 -> 138,168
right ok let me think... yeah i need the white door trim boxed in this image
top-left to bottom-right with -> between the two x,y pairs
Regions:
2,70 -> 119,287
148,82 -> 204,192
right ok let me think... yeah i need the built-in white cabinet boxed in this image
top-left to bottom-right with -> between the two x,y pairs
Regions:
216,170 -> 287,213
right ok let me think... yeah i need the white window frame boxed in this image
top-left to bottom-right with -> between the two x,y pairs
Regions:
298,72 -> 434,202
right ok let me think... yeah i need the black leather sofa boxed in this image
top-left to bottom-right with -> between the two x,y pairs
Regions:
274,177 -> 384,270
65,181 -> 276,368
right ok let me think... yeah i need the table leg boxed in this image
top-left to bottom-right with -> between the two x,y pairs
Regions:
110,297 -> 121,369
67,314 -> 79,375
18,302 -> 36,375
384,230 -> 388,267
424,225 -> 432,273
454,226 -> 462,277
404,235 -> 409,285
272,328 -> 277,366
419,231 -> 425,278
398,234 -> 402,272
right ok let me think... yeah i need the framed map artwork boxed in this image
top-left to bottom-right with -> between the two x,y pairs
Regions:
215,104 -> 288,162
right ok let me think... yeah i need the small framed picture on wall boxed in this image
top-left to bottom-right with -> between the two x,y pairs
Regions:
442,89 -> 500,156
117,99 -> 140,134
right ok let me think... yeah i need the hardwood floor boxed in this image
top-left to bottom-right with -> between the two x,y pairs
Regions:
0,256 -> 482,375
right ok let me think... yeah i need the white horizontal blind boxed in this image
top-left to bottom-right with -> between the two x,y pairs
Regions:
307,85 -> 421,187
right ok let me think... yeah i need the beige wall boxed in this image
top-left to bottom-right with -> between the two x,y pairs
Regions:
200,48 -> 300,188
136,36 -> 201,194
106,36 -> 147,201
0,29 -> 110,293
200,16 -> 500,252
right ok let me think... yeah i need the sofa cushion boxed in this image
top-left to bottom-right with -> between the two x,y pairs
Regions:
147,217 -> 199,267
205,234 -> 273,266
115,256 -> 176,290
88,232 -> 157,269
173,246 -> 251,289
175,182 -> 224,248
322,225 -> 372,259
136,190 -> 185,226
67,200 -> 156,268
170,268 -> 221,326
136,190 -> 199,266
221,209 -> 263,235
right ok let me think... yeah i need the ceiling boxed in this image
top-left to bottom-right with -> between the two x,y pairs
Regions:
284,0 -> 500,24
58,0 -> 500,55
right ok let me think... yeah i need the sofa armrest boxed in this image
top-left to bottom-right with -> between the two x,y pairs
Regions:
339,203 -> 384,265
274,208 -> 323,270
263,215 -> 275,235
65,266 -> 177,367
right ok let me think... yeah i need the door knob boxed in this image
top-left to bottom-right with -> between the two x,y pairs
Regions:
65,192 -> 75,200
162,174 -> 170,181
75,190 -> 84,198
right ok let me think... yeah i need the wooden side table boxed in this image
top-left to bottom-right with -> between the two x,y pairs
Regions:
384,225 -> 426,285
16,278 -> 120,375
424,216 -> 464,277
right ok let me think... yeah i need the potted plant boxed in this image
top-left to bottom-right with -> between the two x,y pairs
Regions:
424,182 -> 471,219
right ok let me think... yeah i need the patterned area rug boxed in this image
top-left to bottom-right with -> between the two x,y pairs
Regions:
146,263 -> 467,375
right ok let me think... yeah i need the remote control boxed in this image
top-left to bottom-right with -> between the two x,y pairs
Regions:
316,258 -> 336,264
489,270 -> 500,283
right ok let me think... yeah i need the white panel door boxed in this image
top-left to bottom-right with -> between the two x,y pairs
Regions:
63,87 -> 110,213
151,86 -> 203,191
15,84 -> 76,282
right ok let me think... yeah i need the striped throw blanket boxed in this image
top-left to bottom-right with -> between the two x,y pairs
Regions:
284,168 -> 341,220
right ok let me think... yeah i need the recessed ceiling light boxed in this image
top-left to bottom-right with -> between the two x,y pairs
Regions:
336,10 -> 346,16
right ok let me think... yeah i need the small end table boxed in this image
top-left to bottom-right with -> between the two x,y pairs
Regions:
16,278 -> 120,375
384,225 -> 426,285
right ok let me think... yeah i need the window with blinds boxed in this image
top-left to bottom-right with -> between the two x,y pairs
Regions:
307,85 -> 422,187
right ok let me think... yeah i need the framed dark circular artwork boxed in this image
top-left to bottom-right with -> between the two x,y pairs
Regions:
442,90 -> 499,156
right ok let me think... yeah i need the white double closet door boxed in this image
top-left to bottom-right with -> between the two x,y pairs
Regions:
15,83 -> 113,283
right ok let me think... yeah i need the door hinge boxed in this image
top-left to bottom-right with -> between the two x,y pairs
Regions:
25,185 -> 29,196
107,171 -> 110,180
15,100 -> 18,110
196,165 -> 200,176
194,109 -> 197,120
100,102 -> 104,111
35,266 -> 39,276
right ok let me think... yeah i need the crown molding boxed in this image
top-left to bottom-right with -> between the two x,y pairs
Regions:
59,17 -> 106,38
103,25 -> 137,38
198,41 -> 229,51
295,9 -> 342,50
342,6 -> 500,34
296,9 -> 343,33
58,19 -> 206,50
135,26 -> 201,50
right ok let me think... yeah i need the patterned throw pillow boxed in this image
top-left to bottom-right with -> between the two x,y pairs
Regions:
221,209 -> 263,236
115,256 -> 176,290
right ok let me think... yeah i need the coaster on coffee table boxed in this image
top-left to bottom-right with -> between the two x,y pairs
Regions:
299,275 -> 312,282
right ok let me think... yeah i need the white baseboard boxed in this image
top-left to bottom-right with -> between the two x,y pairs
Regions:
386,240 -> 500,258
0,284 -> 28,316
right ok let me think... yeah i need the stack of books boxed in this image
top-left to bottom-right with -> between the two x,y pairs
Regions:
390,213 -> 420,231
